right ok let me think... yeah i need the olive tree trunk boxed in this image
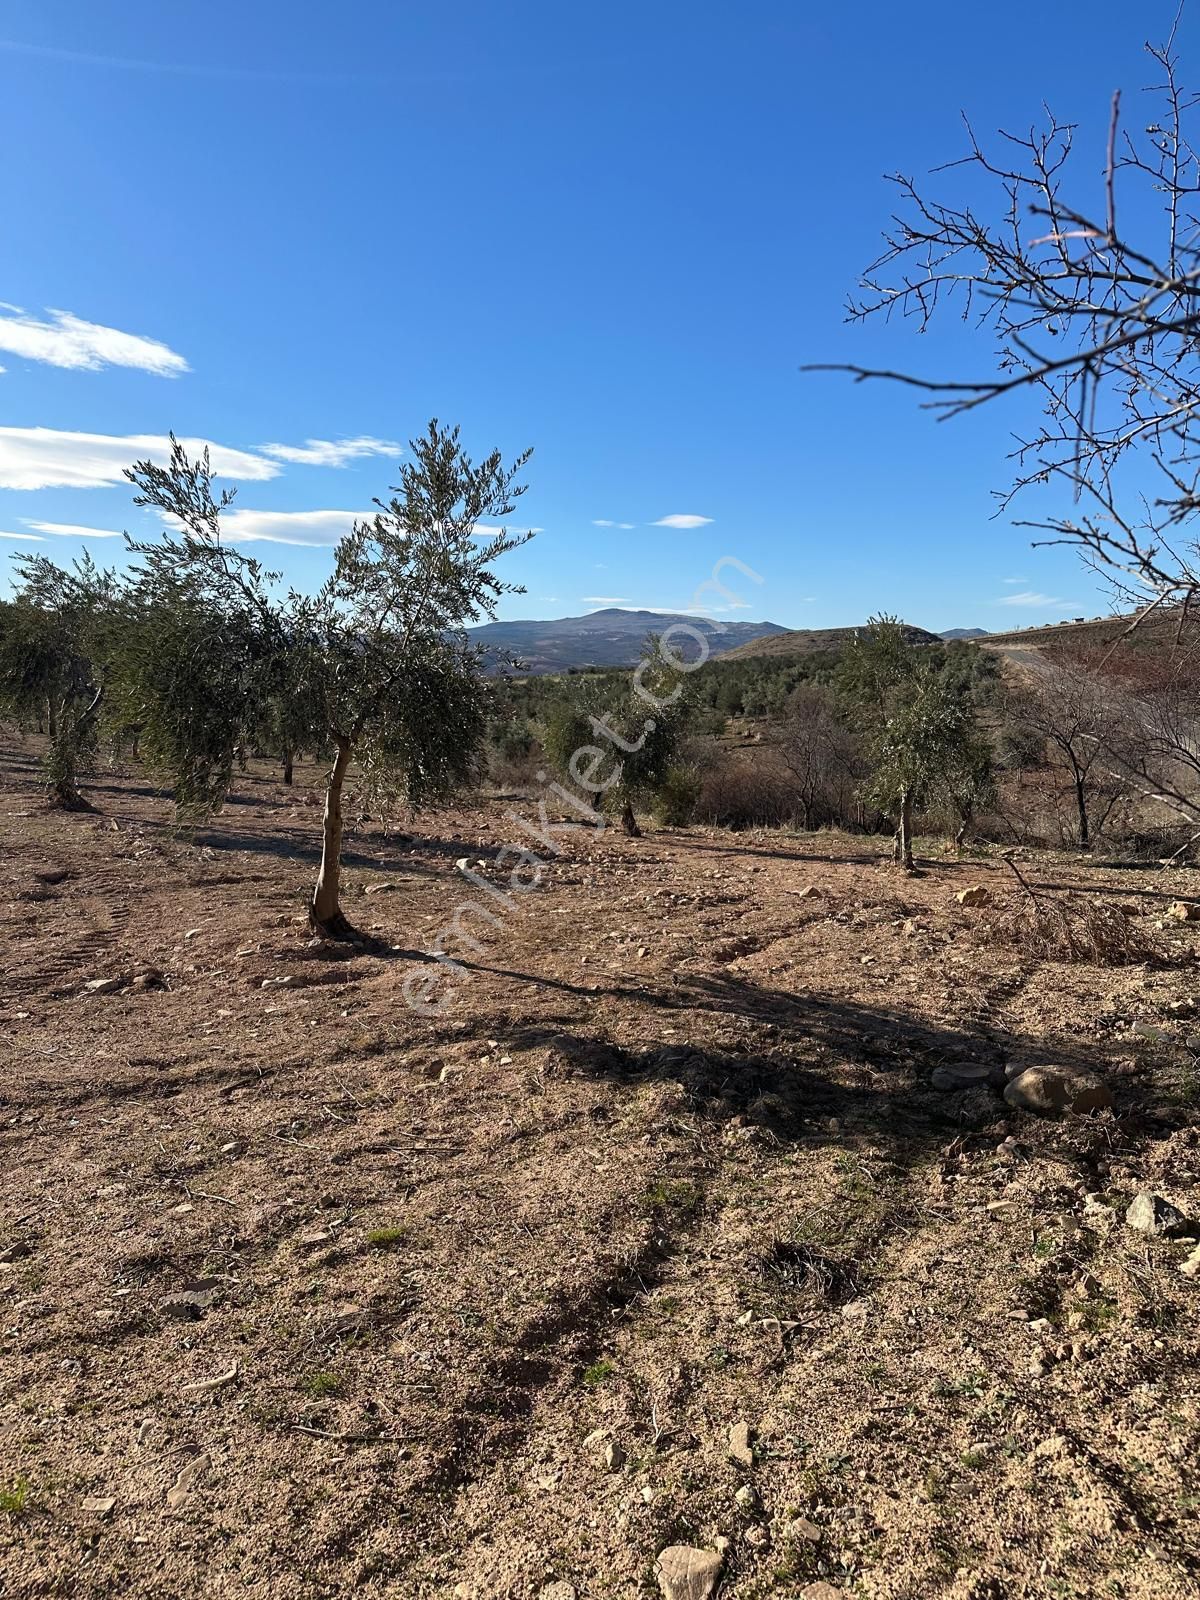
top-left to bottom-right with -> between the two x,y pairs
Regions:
892,786 -> 914,870
620,798 -> 642,838
281,750 -> 294,786
47,685 -> 104,813
310,737 -> 354,935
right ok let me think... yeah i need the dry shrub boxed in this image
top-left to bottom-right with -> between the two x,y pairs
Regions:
977,889 -> 1158,966
760,1239 -> 862,1305
692,746 -> 801,830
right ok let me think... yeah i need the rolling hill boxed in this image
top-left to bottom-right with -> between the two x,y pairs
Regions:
466,607 -> 789,673
717,620 -> 944,663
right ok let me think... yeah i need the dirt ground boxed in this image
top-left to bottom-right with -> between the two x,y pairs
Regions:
2,737 -> 1199,1600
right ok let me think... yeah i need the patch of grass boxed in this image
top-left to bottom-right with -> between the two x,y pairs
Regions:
960,1448 -> 989,1470
0,1478 -> 30,1515
643,1179 -> 703,1218
366,1226 -> 409,1250
1078,1297 -> 1120,1333
582,1359 -> 615,1387
300,1370 -> 344,1399
931,1370 -> 987,1401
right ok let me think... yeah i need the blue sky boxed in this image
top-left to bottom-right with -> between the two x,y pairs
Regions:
0,1 -> 1184,630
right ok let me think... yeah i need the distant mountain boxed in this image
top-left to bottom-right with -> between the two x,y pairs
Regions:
940,627 -> 989,640
718,621 -> 943,663
466,607 -> 790,674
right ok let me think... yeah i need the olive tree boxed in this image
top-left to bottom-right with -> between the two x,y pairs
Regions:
0,553 -> 122,810
124,423 -> 533,937
542,641 -> 695,837
841,616 -> 991,868
120,441 -> 282,820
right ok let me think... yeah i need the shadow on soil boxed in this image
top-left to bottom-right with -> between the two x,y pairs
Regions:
441,961 -> 1156,1169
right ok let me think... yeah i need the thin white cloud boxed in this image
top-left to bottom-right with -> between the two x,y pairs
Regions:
582,596 -> 633,605
0,307 -> 188,376
652,513 -> 713,530
24,507 -> 367,547
24,520 -> 123,539
470,522 -> 543,538
1002,576 -> 1029,585
994,591 -> 1077,608
591,519 -> 637,529
220,508 -> 368,546
0,529 -> 44,541
644,604 -> 723,616
0,36 -> 384,85
0,427 -> 280,490
256,435 -> 402,468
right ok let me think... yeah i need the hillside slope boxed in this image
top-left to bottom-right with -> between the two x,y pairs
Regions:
719,620 -> 943,662
983,609 -> 1188,653
466,607 -> 788,672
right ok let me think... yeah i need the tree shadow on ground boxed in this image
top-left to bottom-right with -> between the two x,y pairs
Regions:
658,829 -> 994,876
440,961 -> 1161,1172
167,826 -> 469,877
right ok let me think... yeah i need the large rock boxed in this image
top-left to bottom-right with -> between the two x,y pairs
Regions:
655,1546 -> 723,1600
1181,1245 -> 1200,1279
1004,1068 -> 1113,1116
1126,1192 -> 1190,1237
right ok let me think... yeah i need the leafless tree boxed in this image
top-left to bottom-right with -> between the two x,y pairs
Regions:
1101,638 -> 1200,830
774,682 -> 865,829
812,13 -> 1200,626
1004,652 -> 1129,846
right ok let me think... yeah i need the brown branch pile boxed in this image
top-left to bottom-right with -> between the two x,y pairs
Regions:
975,857 -> 1159,965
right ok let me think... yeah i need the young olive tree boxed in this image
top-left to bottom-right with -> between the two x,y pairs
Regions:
123,424 -> 533,937
0,553 -> 123,810
943,728 -> 997,849
121,439 -> 283,820
841,616 -> 990,868
542,641 -> 695,837
300,423 -> 532,934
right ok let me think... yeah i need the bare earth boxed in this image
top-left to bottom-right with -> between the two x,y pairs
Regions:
2,739 -> 1199,1600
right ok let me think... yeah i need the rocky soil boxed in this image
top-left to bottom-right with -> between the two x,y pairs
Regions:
2,738 -> 1199,1599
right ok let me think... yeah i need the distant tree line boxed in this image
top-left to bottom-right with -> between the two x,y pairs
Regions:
3,453 -> 1199,883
